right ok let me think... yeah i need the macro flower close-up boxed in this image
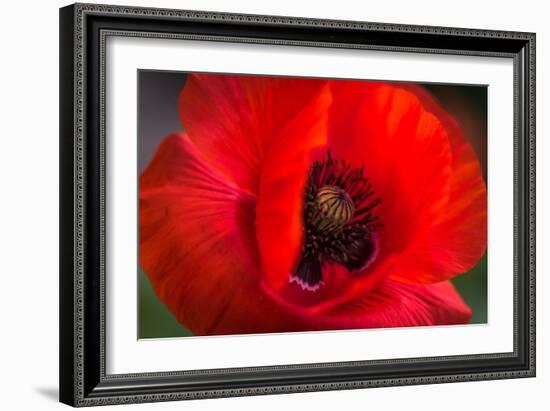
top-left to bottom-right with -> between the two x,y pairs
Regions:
139,73 -> 487,336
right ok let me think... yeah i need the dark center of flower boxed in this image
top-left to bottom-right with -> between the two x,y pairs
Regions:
291,151 -> 381,291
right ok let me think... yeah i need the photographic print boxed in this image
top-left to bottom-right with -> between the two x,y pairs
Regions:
60,5 -> 535,404
138,71 -> 488,338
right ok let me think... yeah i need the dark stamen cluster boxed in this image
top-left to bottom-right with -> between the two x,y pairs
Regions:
292,151 -> 381,291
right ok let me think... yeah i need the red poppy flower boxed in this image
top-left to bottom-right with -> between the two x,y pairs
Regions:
140,73 -> 487,335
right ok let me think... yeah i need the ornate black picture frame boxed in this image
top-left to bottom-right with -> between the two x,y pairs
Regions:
59,3 -> 535,407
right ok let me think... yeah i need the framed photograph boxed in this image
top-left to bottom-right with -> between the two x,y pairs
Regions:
59,3 -> 536,407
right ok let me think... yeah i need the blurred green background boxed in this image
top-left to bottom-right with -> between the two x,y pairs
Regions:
138,253 -> 487,339
139,269 -> 193,338
451,253 -> 488,324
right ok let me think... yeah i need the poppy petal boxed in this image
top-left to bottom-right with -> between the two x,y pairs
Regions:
316,279 -> 472,328
388,85 -> 488,284
261,278 -> 471,330
327,81 -> 485,284
254,83 -> 332,291
179,74 -> 328,194
140,133 -> 299,335
328,81 -> 452,254
389,131 -> 487,284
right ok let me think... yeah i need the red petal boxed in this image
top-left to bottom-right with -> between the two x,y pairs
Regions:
255,83 -> 332,290
315,280 -> 472,328
140,133 -> 300,335
261,278 -> 471,330
388,85 -> 488,283
179,73 -> 328,194
328,81 -> 486,284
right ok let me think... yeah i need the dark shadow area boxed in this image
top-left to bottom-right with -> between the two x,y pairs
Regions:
138,70 -> 187,173
35,387 -> 58,402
